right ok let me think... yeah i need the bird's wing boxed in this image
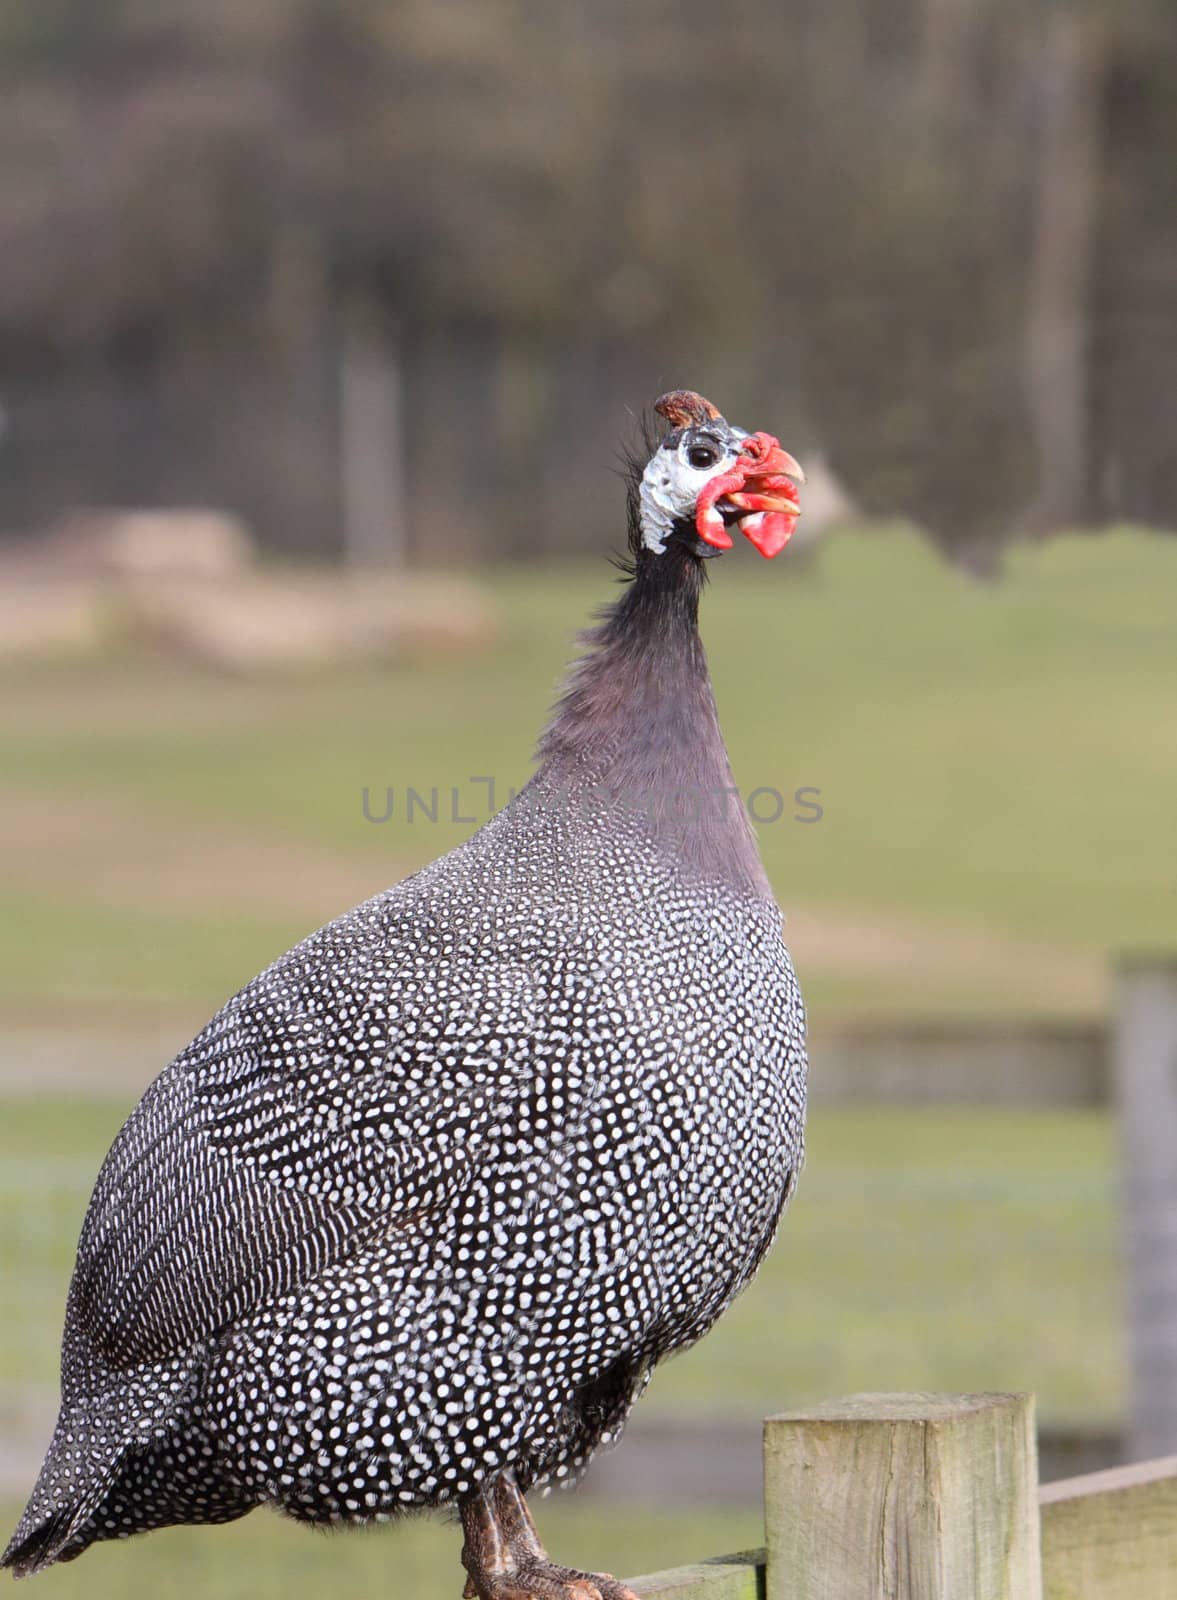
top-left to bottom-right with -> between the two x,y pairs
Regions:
67,883 -> 569,1383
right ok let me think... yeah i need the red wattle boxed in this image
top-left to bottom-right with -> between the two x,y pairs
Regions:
741,512 -> 797,559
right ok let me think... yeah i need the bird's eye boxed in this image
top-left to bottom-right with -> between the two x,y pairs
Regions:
686,443 -> 720,470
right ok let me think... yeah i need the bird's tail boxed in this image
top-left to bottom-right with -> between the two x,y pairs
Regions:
1,1423 -> 127,1579
3,1342 -> 229,1577
1,1508 -> 74,1581
4,1379 -> 255,1577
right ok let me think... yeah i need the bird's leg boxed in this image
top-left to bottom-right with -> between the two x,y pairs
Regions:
458,1474 -> 638,1600
488,1474 -> 545,1559
460,1482 -> 514,1600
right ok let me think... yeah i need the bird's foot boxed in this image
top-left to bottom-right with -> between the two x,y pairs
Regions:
460,1474 -> 637,1600
463,1558 -> 637,1600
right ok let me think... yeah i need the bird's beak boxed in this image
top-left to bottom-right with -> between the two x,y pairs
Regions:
695,435 -> 805,559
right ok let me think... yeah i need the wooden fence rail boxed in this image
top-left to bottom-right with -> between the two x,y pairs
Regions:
625,1392 -> 1177,1599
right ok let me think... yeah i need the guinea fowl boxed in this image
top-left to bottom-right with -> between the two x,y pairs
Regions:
4,391 -> 807,1600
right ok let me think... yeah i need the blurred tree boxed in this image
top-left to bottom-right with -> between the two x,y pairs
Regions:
0,0 -> 1170,559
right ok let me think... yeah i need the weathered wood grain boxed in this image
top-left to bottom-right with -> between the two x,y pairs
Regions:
762,1392 -> 1042,1600
1040,1453 -> 1177,1599
629,1548 -> 765,1599
622,1397 -> 1177,1598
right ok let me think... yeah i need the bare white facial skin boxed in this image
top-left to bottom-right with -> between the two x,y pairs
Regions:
639,427 -> 747,555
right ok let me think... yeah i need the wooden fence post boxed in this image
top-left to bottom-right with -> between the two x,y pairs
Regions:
763,1392 -> 1042,1600
1040,1453 -> 1177,1599
1113,957 -> 1177,1462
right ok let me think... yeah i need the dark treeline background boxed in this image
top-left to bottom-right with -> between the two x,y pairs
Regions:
0,0 -> 1173,567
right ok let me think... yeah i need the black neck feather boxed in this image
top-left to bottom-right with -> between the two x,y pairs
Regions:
534,535 -> 769,897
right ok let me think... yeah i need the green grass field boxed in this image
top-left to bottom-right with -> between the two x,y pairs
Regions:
1,526 -> 1174,1029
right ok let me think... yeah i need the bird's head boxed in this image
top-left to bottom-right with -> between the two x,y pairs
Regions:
638,390 -> 805,561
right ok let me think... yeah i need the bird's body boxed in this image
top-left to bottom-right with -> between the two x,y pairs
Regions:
5,393 -> 807,1599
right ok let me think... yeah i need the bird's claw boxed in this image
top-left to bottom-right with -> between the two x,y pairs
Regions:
462,1558 -> 637,1600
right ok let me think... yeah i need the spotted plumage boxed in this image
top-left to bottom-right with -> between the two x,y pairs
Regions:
4,393 -> 806,1599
